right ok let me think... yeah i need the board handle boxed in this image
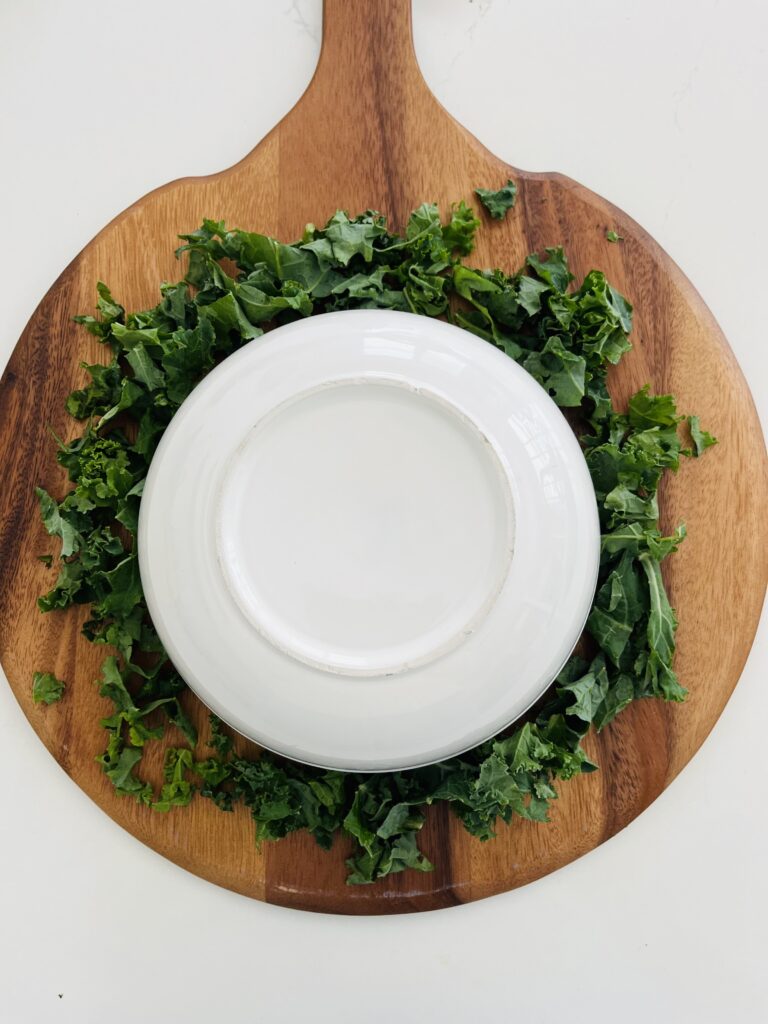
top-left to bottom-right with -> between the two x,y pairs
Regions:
312,0 -> 431,99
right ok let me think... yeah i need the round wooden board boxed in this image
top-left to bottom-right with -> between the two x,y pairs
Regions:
1,0 -> 766,914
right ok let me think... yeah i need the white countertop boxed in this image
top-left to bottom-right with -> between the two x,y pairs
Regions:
1,2 -> 766,1020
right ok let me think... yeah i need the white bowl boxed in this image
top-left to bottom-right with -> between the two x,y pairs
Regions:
138,310 -> 599,771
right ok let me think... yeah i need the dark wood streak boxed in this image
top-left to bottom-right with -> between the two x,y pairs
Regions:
369,45 -> 405,229
0,0 -> 765,913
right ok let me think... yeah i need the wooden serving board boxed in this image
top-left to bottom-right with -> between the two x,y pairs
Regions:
1,0 -> 765,914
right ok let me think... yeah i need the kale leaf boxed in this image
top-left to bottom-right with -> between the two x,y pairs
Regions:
475,179 -> 518,219
32,671 -> 66,705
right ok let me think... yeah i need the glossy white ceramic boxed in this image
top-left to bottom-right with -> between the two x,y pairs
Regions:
138,310 -> 599,771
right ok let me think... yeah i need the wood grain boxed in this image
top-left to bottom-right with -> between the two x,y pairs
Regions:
0,0 -> 765,914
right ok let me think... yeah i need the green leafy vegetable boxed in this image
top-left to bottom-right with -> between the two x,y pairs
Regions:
34,192 -> 716,883
32,671 -> 66,705
475,179 -> 518,219
688,415 -> 717,456
154,748 -> 196,812
606,229 -> 623,243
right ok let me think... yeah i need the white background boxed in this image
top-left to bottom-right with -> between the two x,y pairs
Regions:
1,1 -> 766,1020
